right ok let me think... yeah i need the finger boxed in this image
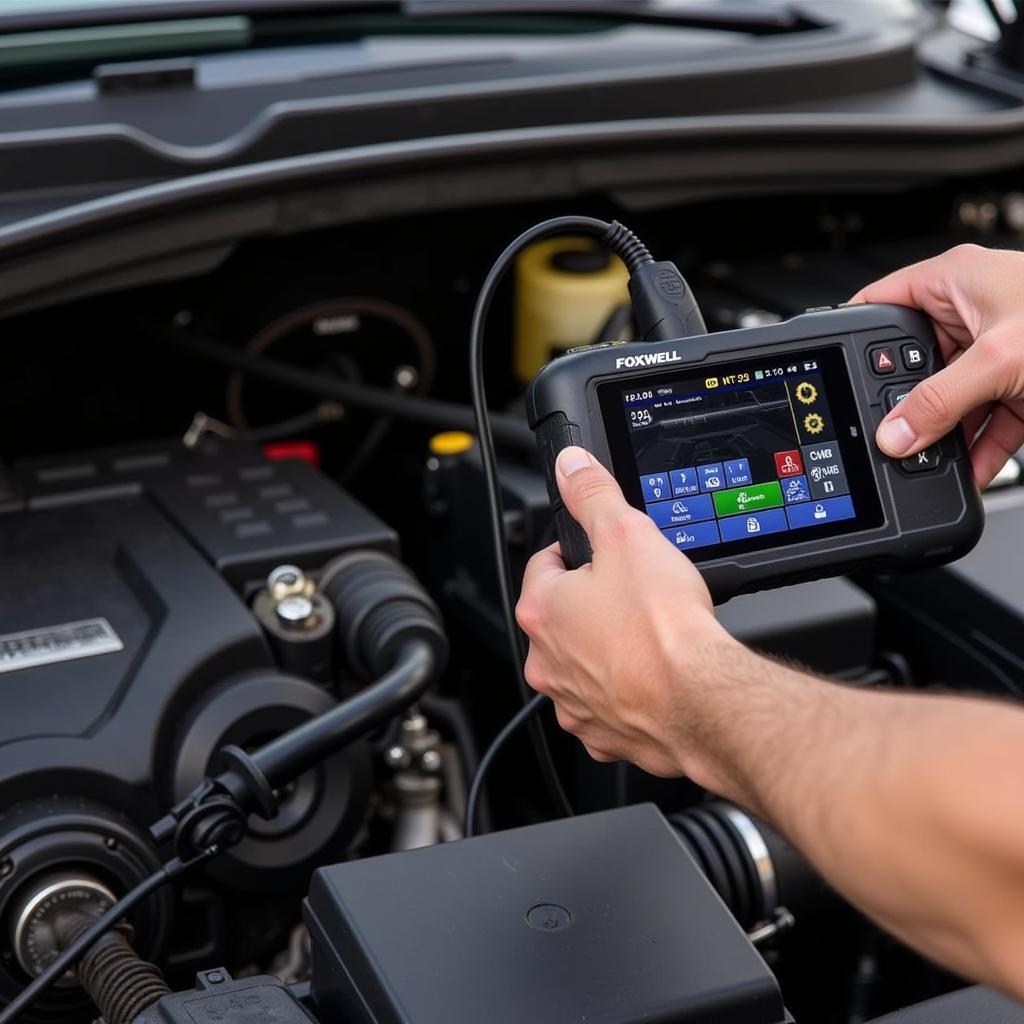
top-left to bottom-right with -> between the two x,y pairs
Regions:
555,446 -> 645,550
521,542 -> 565,592
849,247 -> 979,350
875,346 -> 998,457
522,648 -> 548,694
969,402 -> 1024,488
849,254 -> 943,309
517,543 -> 566,636
553,704 -> 582,735
962,401 -> 995,446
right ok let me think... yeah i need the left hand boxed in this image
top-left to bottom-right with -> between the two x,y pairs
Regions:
515,446 -> 734,777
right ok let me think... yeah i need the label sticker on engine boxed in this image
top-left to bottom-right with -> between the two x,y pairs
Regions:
0,618 -> 124,674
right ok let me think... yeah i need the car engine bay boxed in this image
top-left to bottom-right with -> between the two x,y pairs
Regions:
0,181 -> 1019,1024
1,2 -> 1024,1022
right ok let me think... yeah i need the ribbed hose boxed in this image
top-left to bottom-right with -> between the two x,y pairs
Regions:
319,551 -> 448,678
671,800 -> 826,931
56,915 -> 169,1024
602,221 -> 655,275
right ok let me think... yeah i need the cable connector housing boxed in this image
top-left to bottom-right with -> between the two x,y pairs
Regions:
627,260 -> 707,343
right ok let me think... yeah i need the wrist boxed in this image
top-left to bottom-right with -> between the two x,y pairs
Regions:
667,635 -> 811,809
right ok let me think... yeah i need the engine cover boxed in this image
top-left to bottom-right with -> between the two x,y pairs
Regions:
0,494 -> 266,813
0,440 -> 396,887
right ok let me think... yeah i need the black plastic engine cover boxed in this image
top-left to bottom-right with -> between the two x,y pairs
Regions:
0,495 -> 267,817
306,804 -> 788,1024
0,441 -> 392,861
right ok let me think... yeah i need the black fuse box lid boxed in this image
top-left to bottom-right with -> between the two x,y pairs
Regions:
305,804 -> 786,1024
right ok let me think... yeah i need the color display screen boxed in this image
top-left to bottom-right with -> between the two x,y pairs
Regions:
598,346 -> 883,562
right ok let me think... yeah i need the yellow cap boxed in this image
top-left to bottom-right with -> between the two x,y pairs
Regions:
430,431 -> 475,456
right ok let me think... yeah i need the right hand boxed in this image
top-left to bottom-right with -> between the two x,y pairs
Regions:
850,244 -> 1024,487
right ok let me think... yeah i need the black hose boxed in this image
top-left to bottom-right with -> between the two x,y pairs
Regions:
143,318 -> 536,451
252,640 -> 435,788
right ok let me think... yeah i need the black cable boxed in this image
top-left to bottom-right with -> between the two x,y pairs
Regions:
469,216 -> 621,825
143,318 -> 536,452
0,851 -> 213,1024
465,693 -> 548,838
466,215 -> 696,832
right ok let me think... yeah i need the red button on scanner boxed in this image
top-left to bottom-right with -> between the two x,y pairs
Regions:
871,348 -> 896,374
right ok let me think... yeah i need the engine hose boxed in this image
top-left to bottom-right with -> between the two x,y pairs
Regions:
671,800 -> 828,931
55,915 -> 169,1024
319,550 -> 447,678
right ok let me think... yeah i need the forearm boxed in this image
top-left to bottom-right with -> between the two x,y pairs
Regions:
681,641 -> 1024,997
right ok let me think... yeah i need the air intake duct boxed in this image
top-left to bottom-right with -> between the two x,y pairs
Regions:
671,800 -> 828,930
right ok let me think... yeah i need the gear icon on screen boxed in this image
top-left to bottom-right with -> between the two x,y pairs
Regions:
795,381 -> 818,405
804,412 -> 825,435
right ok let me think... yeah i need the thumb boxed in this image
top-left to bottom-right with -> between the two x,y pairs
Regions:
875,346 -> 995,457
555,446 -> 635,544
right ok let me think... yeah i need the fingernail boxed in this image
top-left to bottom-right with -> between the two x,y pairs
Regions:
877,416 -> 916,456
556,446 -> 592,477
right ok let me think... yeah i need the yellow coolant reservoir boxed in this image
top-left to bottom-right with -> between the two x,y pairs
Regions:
514,237 -> 629,384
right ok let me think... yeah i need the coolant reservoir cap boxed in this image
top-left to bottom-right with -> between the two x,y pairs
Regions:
429,432 -> 474,456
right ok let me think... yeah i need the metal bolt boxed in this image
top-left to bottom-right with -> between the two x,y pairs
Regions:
394,365 -> 419,390
1004,193 -> 1024,233
276,594 -> 314,626
420,750 -> 442,774
206,971 -> 225,984
268,564 -> 305,593
385,746 -> 410,770
401,713 -> 428,738
978,200 -> 999,231
104,837 -> 117,850
0,859 -> 11,878
958,199 -> 978,227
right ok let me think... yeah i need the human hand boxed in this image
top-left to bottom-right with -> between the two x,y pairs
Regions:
850,244 -> 1024,487
515,446 -> 738,778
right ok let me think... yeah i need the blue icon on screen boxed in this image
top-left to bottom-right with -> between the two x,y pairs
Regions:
670,467 -> 699,497
719,508 -> 789,543
698,463 -> 725,492
786,495 -> 856,530
724,459 -> 751,487
645,495 -> 715,529
782,474 -> 810,504
662,520 -> 721,551
639,473 -> 670,502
